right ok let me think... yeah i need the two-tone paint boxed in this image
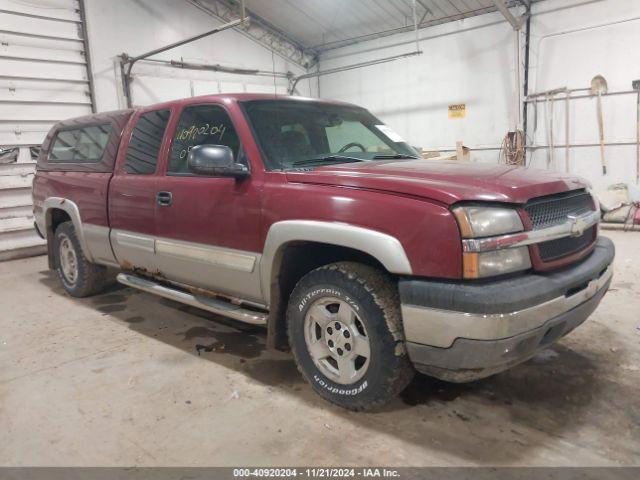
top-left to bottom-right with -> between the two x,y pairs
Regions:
33,93 -> 598,349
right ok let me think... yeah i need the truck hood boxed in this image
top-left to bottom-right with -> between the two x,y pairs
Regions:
285,159 -> 589,205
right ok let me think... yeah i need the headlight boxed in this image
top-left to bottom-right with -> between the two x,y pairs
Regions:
452,206 -> 524,238
453,205 -> 530,279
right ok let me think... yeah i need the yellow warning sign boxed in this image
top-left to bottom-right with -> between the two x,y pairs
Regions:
448,104 -> 466,119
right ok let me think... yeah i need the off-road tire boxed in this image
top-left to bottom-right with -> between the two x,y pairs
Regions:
53,221 -> 107,297
287,262 -> 415,411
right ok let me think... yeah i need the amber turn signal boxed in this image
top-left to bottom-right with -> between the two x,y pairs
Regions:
453,208 -> 474,238
462,252 -> 479,279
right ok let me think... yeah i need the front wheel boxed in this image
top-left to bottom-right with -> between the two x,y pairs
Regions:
287,262 -> 414,411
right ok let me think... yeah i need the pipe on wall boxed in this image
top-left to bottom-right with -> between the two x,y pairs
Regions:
119,0 -> 248,107
288,50 -> 422,95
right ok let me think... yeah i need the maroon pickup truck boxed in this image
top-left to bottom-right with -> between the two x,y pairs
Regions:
33,94 -> 614,410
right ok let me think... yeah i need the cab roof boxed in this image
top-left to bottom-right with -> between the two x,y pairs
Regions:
134,93 -> 360,112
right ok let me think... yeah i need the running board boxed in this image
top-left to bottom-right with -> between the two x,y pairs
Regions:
116,273 -> 267,326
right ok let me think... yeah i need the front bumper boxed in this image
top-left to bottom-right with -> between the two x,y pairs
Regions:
399,236 -> 615,382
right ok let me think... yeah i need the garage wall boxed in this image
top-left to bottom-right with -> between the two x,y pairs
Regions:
0,0 -> 93,261
526,0 -> 640,190
83,0 -> 312,111
318,0 -> 640,190
317,8 -> 518,160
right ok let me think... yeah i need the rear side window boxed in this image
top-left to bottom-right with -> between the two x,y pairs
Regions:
124,109 -> 171,174
49,124 -> 112,163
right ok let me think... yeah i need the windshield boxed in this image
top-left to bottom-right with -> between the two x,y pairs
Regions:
241,100 -> 420,170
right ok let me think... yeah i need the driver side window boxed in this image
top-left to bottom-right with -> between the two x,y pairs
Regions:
168,104 -> 240,174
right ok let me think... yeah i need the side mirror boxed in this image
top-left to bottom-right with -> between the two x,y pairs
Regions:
187,144 -> 249,178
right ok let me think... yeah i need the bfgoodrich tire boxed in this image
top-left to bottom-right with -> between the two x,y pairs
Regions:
287,262 -> 414,411
53,221 -> 107,298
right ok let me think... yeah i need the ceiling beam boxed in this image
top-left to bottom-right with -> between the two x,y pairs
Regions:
311,1 -> 532,53
493,0 -> 527,30
312,5 -> 495,52
186,0 -> 318,69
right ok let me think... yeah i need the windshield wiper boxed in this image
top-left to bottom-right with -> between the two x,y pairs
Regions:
372,153 -> 419,159
291,155 -> 366,167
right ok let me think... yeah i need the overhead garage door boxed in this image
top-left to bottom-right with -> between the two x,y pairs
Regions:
0,0 -> 94,261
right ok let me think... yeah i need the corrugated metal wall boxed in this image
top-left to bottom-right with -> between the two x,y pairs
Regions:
0,0 -> 94,261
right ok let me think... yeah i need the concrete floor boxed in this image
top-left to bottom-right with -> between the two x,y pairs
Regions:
0,231 -> 639,467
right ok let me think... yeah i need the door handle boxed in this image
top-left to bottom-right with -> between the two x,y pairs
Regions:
156,191 -> 173,206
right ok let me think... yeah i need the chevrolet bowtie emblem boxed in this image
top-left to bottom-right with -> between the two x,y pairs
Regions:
568,214 -> 588,237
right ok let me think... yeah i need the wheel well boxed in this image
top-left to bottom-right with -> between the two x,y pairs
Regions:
45,208 -> 71,269
49,209 -> 71,233
267,241 -> 388,351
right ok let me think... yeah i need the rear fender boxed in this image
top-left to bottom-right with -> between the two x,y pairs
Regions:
43,197 -> 94,267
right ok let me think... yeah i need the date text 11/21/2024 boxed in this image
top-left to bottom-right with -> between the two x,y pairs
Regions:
232,468 -> 400,478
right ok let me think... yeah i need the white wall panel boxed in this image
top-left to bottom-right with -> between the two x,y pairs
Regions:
0,57 -> 89,81
0,174 -> 33,190
1,42 -> 86,63
245,83 -> 287,94
0,11 -> 81,40
0,30 -> 83,52
128,71 -> 291,101
131,75 -> 193,105
2,103 -> 91,121
219,82 -> 245,94
0,0 -> 91,260
0,186 -> 33,210
0,163 -> 39,260
0,0 -> 80,22
0,85 -> 90,105
0,124 -> 56,146
0,204 -> 33,220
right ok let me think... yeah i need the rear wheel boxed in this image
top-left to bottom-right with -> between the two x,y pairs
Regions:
54,221 -> 107,297
287,262 -> 414,411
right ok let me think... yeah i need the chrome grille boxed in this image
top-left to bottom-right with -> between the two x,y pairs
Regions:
526,190 -> 597,264
525,191 -> 594,230
538,225 -> 596,261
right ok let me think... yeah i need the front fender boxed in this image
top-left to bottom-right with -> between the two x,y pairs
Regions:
260,220 -> 412,301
